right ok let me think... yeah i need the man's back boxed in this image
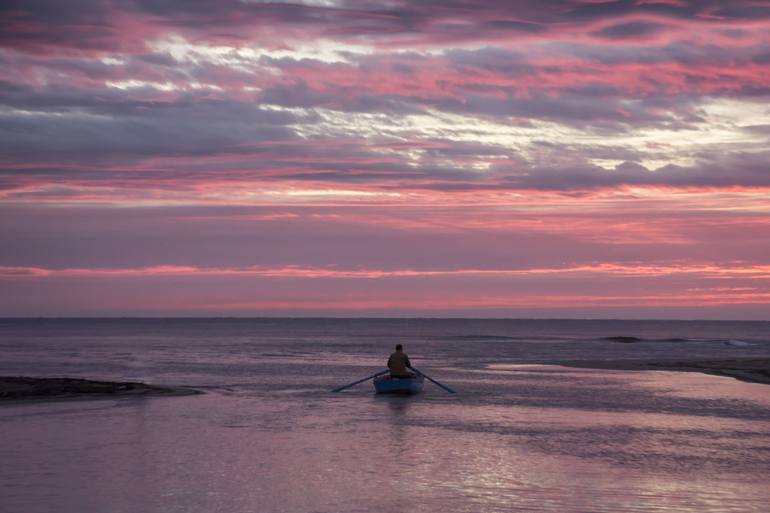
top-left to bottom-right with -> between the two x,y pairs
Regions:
388,350 -> 411,377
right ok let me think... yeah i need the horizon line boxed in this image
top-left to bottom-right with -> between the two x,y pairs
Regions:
1,316 -> 768,323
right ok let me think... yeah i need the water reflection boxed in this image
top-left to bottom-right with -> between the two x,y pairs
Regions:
382,394 -> 412,415
2,366 -> 769,513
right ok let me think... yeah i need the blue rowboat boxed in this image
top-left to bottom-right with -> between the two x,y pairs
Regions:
373,374 -> 424,394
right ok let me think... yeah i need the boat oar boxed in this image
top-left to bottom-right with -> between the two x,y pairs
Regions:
331,369 -> 389,393
410,367 -> 456,394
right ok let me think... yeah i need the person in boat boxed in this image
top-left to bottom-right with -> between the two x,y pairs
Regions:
387,344 -> 416,379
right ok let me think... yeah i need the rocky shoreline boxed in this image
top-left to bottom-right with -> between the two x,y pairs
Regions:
0,376 -> 201,402
555,357 -> 770,385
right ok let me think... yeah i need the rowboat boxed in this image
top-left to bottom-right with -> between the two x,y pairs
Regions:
373,374 -> 424,394
331,368 -> 453,394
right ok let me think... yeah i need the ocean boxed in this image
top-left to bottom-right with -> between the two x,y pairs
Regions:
1,318 -> 769,513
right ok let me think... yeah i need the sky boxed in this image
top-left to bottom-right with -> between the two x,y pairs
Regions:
1,0 -> 769,319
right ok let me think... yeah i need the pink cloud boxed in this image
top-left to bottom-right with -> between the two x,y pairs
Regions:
3,262 -> 770,280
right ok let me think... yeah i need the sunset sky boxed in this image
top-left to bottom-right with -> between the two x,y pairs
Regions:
1,0 -> 769,318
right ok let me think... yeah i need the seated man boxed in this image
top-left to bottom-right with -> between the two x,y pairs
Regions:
387,344 -> 416,378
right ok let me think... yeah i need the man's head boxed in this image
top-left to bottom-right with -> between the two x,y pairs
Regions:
395,344 -> 403,351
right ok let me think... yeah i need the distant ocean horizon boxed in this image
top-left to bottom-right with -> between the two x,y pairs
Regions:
4,315 -> 769,320
3,317 -> 769,377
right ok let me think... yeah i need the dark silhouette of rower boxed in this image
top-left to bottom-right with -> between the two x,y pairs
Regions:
387,344 -> 416,378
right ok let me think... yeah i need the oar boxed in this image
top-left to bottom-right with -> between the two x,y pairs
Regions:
331,369 -> 389,393
410,367 -> 456,394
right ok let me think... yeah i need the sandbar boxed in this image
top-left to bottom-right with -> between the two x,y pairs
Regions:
554,357 -> 770,385
0,376 -> 200,402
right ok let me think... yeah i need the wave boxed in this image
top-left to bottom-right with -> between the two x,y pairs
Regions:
604,336 -> 757,345
438,335 -> 523,341
425,333 -> 755,346
604,336 -> 645,343
604,336 -> 695,343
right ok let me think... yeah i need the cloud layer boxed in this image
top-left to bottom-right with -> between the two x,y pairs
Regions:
1,0 -> 769,317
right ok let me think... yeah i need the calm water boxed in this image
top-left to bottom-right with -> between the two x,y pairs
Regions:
1,318 -> 769,513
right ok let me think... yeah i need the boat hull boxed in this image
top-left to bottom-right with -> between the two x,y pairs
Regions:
373,375 -> 424,394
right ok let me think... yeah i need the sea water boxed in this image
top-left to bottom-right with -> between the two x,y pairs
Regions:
1,318 -> 769,513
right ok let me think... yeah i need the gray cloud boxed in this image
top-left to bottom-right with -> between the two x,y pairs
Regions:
0,83 -> 301,162
509,150 -> 770,190
4,1 -> 770,54
591,21 -> 669,40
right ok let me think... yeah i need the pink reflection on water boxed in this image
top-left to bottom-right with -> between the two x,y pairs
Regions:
2,365 -> 770,512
